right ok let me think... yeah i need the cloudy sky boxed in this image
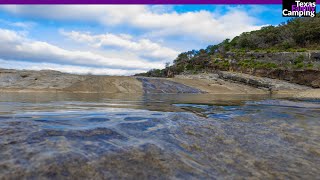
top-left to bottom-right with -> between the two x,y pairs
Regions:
0,5 -> 288,75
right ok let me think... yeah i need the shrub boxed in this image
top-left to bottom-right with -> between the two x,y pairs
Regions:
294,62 -> 304,69
297,48 -> 307,52
306,63 -> 314,69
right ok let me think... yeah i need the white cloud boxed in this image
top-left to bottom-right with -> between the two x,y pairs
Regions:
131,9 -> 262,42
60,30 -> 179,60
0,19 -> 35,29
0,28 -> 164,74
0,5 -> 146,24
0,5 -> 269,75
0,5 -> 265,42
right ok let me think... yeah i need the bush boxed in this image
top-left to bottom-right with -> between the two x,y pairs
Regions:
292,55 -> 305,69
238,59 -> 278,70
297,48 -> 307,52
294,62 -> 304,69
306,63 -> 314,69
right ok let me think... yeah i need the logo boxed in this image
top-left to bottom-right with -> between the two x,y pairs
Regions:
283,0 -> 316,17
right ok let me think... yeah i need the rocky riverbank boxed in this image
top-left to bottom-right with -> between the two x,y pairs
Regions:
0,68 -> 319,99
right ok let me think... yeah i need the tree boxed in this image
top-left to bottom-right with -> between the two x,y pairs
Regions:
165,62 -> 170,68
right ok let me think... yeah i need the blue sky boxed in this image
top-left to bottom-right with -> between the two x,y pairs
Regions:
0,5 -> 296,75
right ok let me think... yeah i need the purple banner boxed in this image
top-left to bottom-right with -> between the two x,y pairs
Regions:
0,0 -> 319,4
0,0 -> 282,4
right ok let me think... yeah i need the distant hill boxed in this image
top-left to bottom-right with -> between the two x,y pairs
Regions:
136,13 -> 320,79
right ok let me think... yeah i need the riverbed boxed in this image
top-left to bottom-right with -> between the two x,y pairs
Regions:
0,92 -> 319,179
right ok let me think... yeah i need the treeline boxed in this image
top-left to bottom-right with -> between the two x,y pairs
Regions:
135,14 -> 320,77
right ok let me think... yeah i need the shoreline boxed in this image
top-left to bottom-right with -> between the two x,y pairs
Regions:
0,69 -> 319,99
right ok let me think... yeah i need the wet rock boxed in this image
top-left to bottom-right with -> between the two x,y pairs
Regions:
137,77 -> 204,94
0,97 -> 319,179
86,117 -> 110,122
124,117 -> 149,121
0,116 -> 11,120
27,128 -> 126,143
120,119 -> 159,131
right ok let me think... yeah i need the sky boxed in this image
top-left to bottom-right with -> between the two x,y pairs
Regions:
0,5 -> 290,75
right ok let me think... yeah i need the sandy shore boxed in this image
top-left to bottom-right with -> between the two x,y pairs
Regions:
294,89 -> 320,99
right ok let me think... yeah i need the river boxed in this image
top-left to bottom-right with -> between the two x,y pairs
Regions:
0,92 -> 319,179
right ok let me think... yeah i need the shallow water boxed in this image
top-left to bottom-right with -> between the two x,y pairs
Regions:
0,92 -> 319,179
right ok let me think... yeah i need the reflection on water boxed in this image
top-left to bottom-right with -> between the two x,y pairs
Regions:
0,92 -> 319,179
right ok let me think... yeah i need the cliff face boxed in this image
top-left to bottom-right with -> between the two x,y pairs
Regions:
222,52 -> 320,88
229,69 -> 320,88
142,50 -> 320,88
252,69 -> 320,88
226,51 -> 320,65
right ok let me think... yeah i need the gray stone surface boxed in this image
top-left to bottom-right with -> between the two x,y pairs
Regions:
0,69 -> 86,90
137,77 -> 204,93
217,71 -> 310,91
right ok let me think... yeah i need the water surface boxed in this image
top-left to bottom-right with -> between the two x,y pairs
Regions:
0,92 -> 319,179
